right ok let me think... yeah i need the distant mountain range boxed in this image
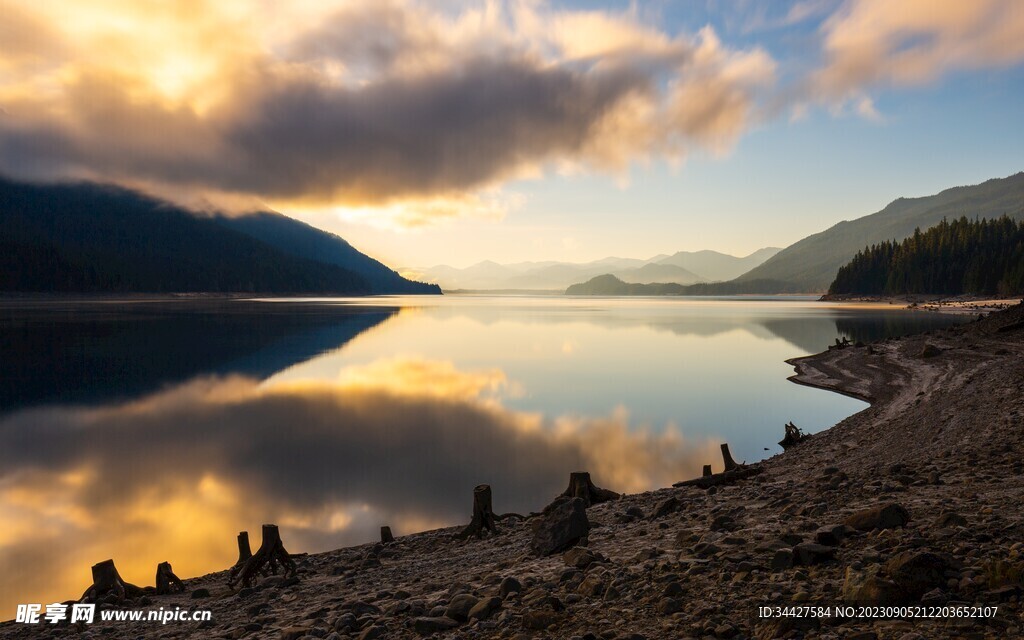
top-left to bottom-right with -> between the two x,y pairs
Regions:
415,247 -> 782,291
566,172 -> 1024,295
0,177 -> 440,295
736,172 -> 1024,291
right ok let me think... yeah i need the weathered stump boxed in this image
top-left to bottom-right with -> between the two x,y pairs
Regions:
558,471 -> 619,508
457,484 -> 498,539
235,531 -> 252,567
380,526 -> 395,544
80,559 -> 143,603
779,421 -> 807,450
721,443 -> 740,472
228,524 -> 296,589
702,464 -> 713,477
155,561 -> 184,595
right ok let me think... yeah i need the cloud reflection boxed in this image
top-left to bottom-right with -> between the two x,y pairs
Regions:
0,358 -> 719,615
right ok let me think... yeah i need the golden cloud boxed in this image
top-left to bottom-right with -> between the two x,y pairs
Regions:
0,0 -> 776,225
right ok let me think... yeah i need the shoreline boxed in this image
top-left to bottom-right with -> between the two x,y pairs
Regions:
4,305 -> 1023,638
820,293 -> 1023,316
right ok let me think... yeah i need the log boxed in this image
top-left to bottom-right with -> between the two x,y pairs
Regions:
155,561 -> 184,595
557,471 -> 619,508
457,484 -> 498,540
380,526 -> 395,544
80,559 -> 144,603
720,443 -> 740,472
234,531 -> 252,567
228,524 -> 297,589
702,464 -> 713,477
673,466 -> 764,489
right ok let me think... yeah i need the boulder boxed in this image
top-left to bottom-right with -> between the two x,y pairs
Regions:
413,617 -> 459,634
842,565 -> 902,605
499,576 -> 523,598
844,503 -> 910,531
468,596 -> 502,621
884,551 -> 950,601
563,547 -> 600,569
444,593 -> 480,622
792,542 -> 835,566
530,497 -> 589,556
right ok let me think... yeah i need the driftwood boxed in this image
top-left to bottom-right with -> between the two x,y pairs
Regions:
457,484 -> 498,539
380,526 -> 395,544
228,524 -> 296,589
557,472 -> 619,508
779,421 -> 808,450
155,561 -> 184,595
80,559 -> 143,603
674,442 -> 761,489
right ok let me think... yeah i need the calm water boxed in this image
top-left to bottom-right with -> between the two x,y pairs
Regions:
0,296 -> 969,614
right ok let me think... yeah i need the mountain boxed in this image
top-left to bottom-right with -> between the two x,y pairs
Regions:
735,173 -> 1024,291
614,262 -> 704,284
214,211 -> 438,294
565,274 -> 805,296
656,247 -> 782,281
418,247 -> 778,291
0,177 -> 440,295
565,274 -> 689,295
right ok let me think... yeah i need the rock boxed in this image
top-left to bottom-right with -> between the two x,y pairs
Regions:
577,574 -> 605,597
522,610 -> 561,630
564,547 -> 600,569
792,542 -> 834,566
844,503 -> 910,531
413,617 -> 459,634
842,565 -> 902,605
936,512 -> 967,527
530,497 -> 590,556
920,344 -> 941,358
357,627 -> 385,640
500,577 -> 523,598
709,515 -> 736,532
651,497 -> 679,519
280,628 -> 312,640
468,596 -> 502,621
813,524 -> 847,546
190,588 -> 211,599
884,551 -> 950,601
662,582 -> 684,597
657,597 -> 682,615
445,593 -> 479,622
770,548 -> 794,570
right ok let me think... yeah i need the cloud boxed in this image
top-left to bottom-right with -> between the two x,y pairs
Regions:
0,0 -> 775,225
813,0 -> 1024,104
0,361 -> 720,613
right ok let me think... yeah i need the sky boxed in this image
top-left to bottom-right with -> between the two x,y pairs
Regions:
1,0 -> 1023,269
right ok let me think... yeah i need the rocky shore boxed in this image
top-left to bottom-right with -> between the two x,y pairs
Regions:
4,304 -> 1024,640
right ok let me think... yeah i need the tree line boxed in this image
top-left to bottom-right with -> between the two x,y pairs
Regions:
828,216 -> 1024,295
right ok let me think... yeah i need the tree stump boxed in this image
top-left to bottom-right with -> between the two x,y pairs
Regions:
721,444 -> 740,472
380,526 -> 395,544
80,559 -> 143,603
235,531 -> 252,567
155,561 -> 184,595
702,464 -> 713,477
779,421 -> 807,450
558,472 -> 619,508
457,484 -> 498,539
228,524 -> 297,589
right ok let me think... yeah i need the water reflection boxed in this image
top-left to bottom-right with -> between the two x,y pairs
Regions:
0,361 -> 717,615
0,297 -> 969,616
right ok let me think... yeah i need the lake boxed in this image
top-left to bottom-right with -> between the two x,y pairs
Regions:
0,295 -> 969,614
